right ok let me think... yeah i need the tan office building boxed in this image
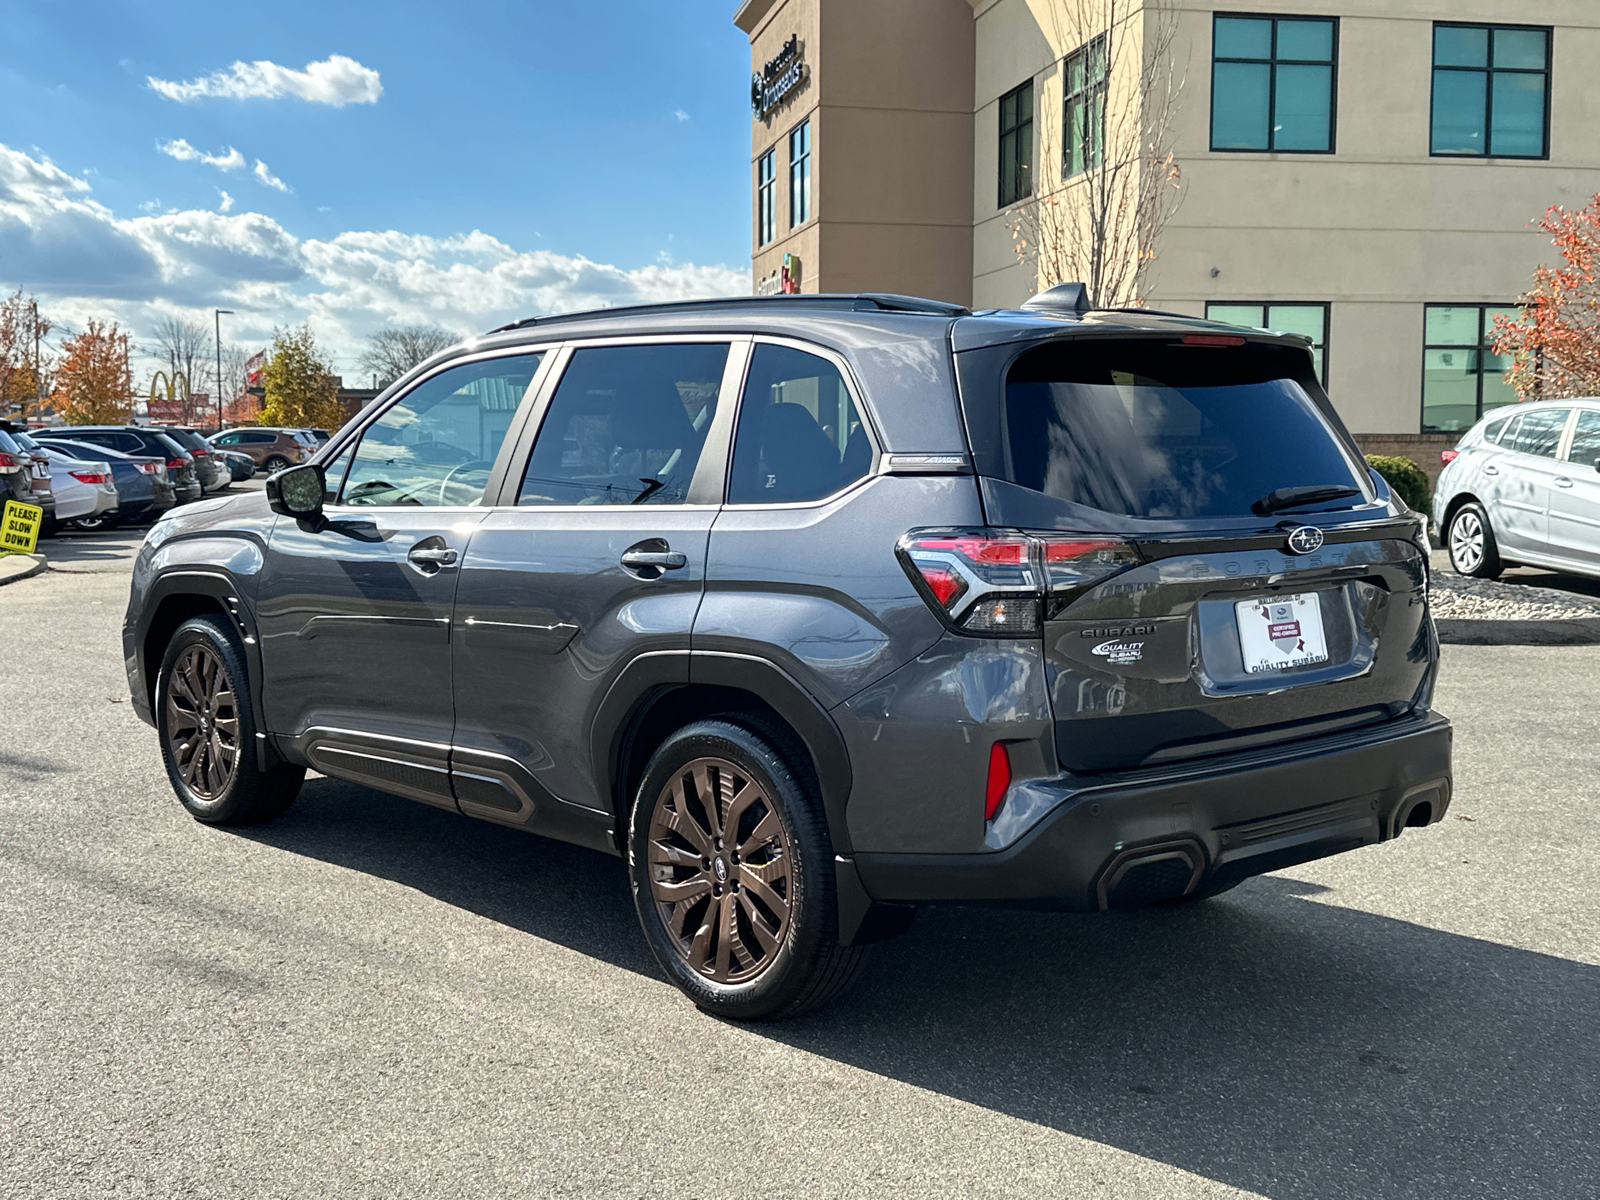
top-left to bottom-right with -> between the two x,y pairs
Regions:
734,0 -> 1600,447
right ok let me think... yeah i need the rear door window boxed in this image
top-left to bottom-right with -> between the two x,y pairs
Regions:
517,343 -> 726,506
1502,408 -> 1568,458
999,339 -> 1366,519
728,344 -> 872,504
1566,411 -> 1600,466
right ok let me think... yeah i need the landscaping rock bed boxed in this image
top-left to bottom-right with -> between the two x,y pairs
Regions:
1430,570 -> 1600,645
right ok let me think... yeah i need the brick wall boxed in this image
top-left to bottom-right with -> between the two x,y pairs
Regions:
1353,432 -> 1458,489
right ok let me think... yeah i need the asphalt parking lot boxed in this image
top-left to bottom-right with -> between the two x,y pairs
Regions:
2,540 -> 1598,1198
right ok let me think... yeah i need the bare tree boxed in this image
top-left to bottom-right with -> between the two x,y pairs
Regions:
1006,0 -> 1186,309
147,314 -> 214,424
358,325 -> 459,389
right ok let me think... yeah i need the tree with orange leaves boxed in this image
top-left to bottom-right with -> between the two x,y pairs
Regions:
53,319 -> 135,425
1493,193 -> 1600,400
0,287 -> 51,418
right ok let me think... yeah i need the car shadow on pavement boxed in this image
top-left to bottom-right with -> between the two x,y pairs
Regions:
254,777 -> 1600,1200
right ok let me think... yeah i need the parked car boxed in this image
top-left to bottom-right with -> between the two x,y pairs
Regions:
160,427 -> 229,493
41,426 -> 202,504
1436,398 -> 1600,580
124,289 -> 1452,1019
36,446 -> 118,528
209,427 -> 315,473
0,427 -> 56,532
34,437 -> 175,528
205,439 -> 257,483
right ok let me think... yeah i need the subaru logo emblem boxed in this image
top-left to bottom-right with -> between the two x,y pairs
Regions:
1286,526 -> 1324,555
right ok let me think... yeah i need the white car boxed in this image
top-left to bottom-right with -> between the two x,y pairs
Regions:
1434,397 -> 1600,579
38,447 -> 119,525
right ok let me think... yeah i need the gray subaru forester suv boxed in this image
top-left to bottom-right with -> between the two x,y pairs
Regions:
124,288 -> 1453,1019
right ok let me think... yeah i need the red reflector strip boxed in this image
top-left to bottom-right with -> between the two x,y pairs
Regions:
1181,334 -> 1246,347
1042,538 -> 1123,561
1441,449 -> 1459,464
984,742 -> 1011,821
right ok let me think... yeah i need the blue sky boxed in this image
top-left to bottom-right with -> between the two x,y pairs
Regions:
0,0 -> 753,373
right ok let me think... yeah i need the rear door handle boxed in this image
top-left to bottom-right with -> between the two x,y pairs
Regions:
1483,465 -> 1499,475
1555,477 -> 1575,488
408,544 -> 458,568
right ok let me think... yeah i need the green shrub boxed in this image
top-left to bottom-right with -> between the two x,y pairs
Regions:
1365,454 -> 1431,518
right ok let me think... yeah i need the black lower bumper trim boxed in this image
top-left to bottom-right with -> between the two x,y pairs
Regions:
855,712 -> 1453,911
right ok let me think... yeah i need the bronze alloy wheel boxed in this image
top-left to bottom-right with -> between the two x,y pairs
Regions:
647,756 -> 793,984
165,643 -> 240,802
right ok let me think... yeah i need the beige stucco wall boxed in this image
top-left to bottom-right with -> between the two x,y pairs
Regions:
742,0 -> 975,303
971,0 -> 1600,432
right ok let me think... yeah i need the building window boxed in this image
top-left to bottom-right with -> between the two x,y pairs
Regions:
1063,37 -> 1106,178
1422,304 -> 1522,432
1431,24 -> 1550,158
1206,302 -> 1329,384
1211,14 -> 1338,153
789,119 -> 811,228
757,148 -> 776,247
998,79 -> 1033,206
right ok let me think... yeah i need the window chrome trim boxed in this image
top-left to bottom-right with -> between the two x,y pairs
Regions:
719,333 -> 883,510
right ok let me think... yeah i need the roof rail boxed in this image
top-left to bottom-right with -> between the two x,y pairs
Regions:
485,292 -> 969,335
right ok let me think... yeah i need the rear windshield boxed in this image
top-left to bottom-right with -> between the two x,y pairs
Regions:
1001,340 -> 1366,520
166,429 -> 207,451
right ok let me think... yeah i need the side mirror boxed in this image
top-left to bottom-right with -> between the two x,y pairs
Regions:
266,462 -> 326,524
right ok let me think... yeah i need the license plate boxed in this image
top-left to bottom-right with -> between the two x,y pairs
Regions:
1235,593 -> 1329,674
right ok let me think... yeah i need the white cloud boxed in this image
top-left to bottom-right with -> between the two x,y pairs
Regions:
148,54 -> 382,106
252,159 -> 289,192
673,109 -> 690,122
0,140 -> 744,373
159,139 -> 245,171
218,190 -> 234,213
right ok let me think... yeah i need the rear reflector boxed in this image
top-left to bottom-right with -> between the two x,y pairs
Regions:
1441,449 -> 1460,464
984,742 -> 1011,821
898,528 -> 1140,635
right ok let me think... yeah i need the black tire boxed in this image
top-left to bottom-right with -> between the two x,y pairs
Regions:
262,456 -> 291,473
1446,501 -> 1503,579
628,718 -> 865,1020
156,616 -> 304,825
69,513 -> 120,532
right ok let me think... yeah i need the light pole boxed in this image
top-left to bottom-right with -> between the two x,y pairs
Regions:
31,300 -> 41,419
214,309 -> 233,433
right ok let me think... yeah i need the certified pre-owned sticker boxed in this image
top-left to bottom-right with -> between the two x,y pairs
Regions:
1092,639 -> 1144,665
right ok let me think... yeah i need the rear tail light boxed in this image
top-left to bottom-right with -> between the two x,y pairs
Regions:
167,457 -> 187,471
898,528 -> 1140,635
0,451 -> 16,469
137,461 -> 161,475
984,742 -> 1012,821
1441,449 -> 1459,465
69,470 -> 112,485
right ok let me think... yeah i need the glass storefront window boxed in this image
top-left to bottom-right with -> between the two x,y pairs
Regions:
1422,304 -> 1523,431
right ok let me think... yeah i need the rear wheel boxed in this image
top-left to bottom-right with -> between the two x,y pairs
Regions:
1447,502 -> 1502,579
69,513 -> 119,532
628,719 -> 865,1020
157,616 -> 304,825
262,455 -> 291,473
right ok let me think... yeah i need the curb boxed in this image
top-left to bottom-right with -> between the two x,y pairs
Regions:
0,553 -> 47,587
1436,616 -> 1600,646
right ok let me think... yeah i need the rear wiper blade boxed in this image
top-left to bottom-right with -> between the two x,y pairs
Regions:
1251,484 -> 1362,516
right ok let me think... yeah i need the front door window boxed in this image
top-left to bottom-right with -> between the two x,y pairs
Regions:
340,353 -> 543,507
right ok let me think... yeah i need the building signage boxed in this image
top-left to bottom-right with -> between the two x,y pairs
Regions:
757,253 -> 802,296
751,35 -> 807,120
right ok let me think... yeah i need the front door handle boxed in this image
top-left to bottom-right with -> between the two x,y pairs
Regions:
621,538 -> 687,580
1555,477 -> 1575,488
407,539 -> 459,573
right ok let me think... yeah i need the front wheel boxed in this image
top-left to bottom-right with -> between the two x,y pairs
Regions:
1447,502 -> 1503,579
157,616 -> 304,825
628,719 -> 865,1020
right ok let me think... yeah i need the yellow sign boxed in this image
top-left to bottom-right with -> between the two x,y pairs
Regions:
2,500 -> 42,555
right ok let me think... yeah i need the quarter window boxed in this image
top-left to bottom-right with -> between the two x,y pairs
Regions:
1205,302 -> 1329,385
339,353 -> 543,507
998,79 -> 1034,206
517,343 -> 727,507
1211,14 -> 1337,152
789,120 -> 812,227
1063,38 -> 1107,177
757,148 -> 776,247
1431,24 -> 1550,158
1422,304 -> 1521,432
728,344 -> 870,504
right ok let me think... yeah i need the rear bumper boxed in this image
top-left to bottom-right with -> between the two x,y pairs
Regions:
853,712 -> 1453,911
